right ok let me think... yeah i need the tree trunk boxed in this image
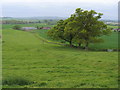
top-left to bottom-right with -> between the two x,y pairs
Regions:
85,42 -> 89,50
69,41 -> 72,47
78,43 -> 81,48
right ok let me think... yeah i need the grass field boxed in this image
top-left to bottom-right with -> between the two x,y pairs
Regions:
2,24 -> 118,88
107,25 -> 118,29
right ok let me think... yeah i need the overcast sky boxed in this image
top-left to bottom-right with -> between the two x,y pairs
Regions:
1,0 -> 119,20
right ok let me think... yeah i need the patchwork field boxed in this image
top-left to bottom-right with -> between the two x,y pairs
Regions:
2,24 -> 118,88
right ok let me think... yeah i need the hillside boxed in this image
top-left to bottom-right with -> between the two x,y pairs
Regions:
2,27 -> 118,88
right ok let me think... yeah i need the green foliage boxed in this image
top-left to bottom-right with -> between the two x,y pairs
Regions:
47,20 -> 66,40
13,25 -> 21,30
47,8 -> 111,49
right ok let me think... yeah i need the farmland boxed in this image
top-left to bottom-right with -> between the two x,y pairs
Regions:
2,24 -> 118,88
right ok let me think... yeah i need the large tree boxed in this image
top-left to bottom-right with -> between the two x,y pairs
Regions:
71,8 -> 111,49
47,8 -> 111,49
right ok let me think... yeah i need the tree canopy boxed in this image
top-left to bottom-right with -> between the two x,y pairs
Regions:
47,8 -> 111,50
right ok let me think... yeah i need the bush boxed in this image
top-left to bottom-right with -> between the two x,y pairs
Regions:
13,25 -> 21,30
2,76 -> 33,86
37,82 -> 47,87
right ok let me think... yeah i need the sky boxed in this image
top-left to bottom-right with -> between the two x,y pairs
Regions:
1,0 -> 119,20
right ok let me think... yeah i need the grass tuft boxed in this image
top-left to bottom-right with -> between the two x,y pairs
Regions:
2,76 -> 34,86
37,82 -> 47,87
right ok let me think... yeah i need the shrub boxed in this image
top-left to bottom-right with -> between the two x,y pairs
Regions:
13,25 -> 21,30
37,82 -> 47,87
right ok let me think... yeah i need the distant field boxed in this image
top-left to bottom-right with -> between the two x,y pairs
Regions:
2,23 -> 54,29
2,24 -> 118,88
107,25 -> 118,29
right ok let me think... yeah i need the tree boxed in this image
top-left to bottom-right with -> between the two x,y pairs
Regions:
72,8 -> 111,50
44,20 -> 48,25
47,8 -> 111,50
13,25 -> 21,30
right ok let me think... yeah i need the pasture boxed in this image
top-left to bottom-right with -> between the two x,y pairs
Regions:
2,24 -> 118,88
107,25 -> 118,29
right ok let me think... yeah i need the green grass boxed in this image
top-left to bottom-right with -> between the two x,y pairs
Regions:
107,25 -> 118,29
89,32 -> 119,50
2,25 -> 118,88
31,29 -> 49,39
3,76 -> 34,86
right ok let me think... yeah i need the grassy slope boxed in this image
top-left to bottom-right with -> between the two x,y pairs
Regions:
2,28 -> 118,88
89,32 -> 118,49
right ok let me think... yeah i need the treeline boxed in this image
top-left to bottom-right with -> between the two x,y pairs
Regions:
2,20 -> 29,24
1,19 -> 58,25
47,8 -> 111,50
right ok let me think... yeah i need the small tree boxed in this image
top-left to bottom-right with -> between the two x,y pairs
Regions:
13,25 -> 21,30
